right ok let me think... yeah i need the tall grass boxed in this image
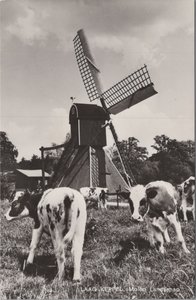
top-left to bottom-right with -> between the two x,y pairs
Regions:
0,200 -> 195,299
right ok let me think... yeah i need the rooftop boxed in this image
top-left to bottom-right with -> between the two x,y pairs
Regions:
16,169 -> 50,178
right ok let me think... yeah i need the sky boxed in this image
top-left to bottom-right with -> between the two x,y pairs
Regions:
1,0 -> 194,161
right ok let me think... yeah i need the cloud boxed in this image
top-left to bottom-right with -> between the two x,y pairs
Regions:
6,5 -> 48,45
1,106 -> 69,160
1,0 -> 193,160
3,0 -> 193,49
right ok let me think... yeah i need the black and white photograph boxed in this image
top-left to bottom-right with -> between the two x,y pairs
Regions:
0,0 -> 195,299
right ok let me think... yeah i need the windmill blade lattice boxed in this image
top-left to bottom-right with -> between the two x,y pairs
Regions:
102,65 -> 157,114
74,30 -> 157,114
74,29 -> 103,102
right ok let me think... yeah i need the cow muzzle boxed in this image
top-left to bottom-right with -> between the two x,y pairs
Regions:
131,214 -> 144,222
4,209 -> 14,221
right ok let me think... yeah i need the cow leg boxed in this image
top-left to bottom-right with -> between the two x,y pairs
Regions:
163,228 -> 170,243
146,218 -> 155,247
152,226 -> 165,254
148,230 -> 155,247
56,242 -> 65,280
192,205 -> 195,221
98,201 -> 101,209
51,231 -> 66,281
167,213 -> 190,254
71,233 -> 84,282
181,199 -> 188,222
192,197 -> 195,220
71,218 -> 86,282
26,225 -> 43,265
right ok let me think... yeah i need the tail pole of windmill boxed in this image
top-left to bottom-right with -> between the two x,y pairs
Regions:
73,29 -> 157,187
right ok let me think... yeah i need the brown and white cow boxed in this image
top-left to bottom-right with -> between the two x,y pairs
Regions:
127,181 -> 190,254
5,187 -> 87,282
80,187 -> 108,209
178,176 -> 195,222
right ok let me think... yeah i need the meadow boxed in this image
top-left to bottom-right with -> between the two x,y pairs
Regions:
0,200 -> 195,299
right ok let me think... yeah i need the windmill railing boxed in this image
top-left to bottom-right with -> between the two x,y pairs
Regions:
39,142 -> 67,191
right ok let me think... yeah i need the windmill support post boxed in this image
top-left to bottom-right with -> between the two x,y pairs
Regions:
116,192 -> 119,209
39,142 -> 66,191
40,146 -> 45,191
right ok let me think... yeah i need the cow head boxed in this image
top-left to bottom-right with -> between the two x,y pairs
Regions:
128,185 -> 148,222
183,176 -> 195,194
8,190 -> 25,203
4,190 -> 31,221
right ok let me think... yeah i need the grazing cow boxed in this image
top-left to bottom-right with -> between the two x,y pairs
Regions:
80,187 -> 108,209
127,181 -> 190,254
178,176 -> 195,222
5,187 -> 87,281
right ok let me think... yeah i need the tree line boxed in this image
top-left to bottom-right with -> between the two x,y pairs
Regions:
111,136 -> 194,185
0,131 -> 195,192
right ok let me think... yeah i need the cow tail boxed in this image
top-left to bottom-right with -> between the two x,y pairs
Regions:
63,201 -> 78,243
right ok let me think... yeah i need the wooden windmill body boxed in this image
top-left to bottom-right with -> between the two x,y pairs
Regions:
51,29 -> 157,191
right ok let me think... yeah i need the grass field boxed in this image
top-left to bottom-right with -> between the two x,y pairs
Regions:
0,199 -> 195,299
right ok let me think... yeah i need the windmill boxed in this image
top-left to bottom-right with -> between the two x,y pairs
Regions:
50,29 -> 157,192
73,29 -> 157,186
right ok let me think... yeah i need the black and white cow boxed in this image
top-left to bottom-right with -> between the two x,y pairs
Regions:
127,181 -> 190,254
5,187 -> 87,281
80,187 -> 108,209
178,176 -> 195,222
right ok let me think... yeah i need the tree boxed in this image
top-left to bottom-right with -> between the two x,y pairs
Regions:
112,137 -> 149,184
150,135 -> 195,183
0,132 -> 18,172
138,160 -> 160,184
151,134 -> 170,152
17,157 -> 31,169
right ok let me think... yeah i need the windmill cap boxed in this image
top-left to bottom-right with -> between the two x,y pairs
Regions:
69,103 -> 108,122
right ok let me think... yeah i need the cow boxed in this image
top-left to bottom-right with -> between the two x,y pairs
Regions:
4,187 -> 87,282
178,176 -> 195,222
127,181 -> 190,254
80,187 -> 108,209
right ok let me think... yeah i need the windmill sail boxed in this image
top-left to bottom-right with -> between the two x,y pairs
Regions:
74,29 -> 103,101
102,65 -> 157,114
74,30 -> 157,114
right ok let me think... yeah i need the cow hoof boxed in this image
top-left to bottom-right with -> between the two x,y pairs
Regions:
73,279 -> 81,285
23,261 -> 36,275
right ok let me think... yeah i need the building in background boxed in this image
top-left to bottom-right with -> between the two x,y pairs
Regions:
15,169 -> 50,191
